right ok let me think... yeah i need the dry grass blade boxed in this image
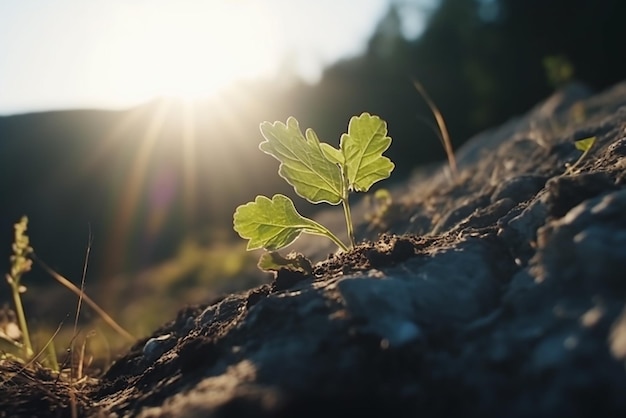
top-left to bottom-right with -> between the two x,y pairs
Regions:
73,227 -> 91,350
33,253 -> 135,342
67,226 -> 91,388
412,79 -> 458,180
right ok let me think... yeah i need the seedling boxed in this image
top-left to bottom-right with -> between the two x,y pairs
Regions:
565,136 -> 596,175
233,112 -> 394,253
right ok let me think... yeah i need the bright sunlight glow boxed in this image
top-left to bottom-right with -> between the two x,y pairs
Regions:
0,0 -> 392,113
91,1 -> 279,103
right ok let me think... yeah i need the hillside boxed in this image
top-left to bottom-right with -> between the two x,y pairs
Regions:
3,80 -> 625,417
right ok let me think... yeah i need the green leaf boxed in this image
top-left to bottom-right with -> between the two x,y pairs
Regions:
320,143 -> 345,165
233,194 -> 326,251
340,112 -> 394,192
259,118 -> 344,205
257,251 -> 313,274
575,136 -> 596,152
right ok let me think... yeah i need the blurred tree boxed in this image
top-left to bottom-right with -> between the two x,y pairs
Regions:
543,55 -> 575,90
292,0 -> 626,177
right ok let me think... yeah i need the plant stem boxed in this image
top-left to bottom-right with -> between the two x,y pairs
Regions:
565,148 -> 591,175
305,219 -> 350,252
9,277 -> 33,358
339,171 -> 356,249
342,197 -> 356,248
307,227 -> 349,252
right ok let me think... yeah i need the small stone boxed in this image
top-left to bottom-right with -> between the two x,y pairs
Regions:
143,334 -> 177,363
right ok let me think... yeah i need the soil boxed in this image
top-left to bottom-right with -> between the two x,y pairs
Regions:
3,80 -> 626,417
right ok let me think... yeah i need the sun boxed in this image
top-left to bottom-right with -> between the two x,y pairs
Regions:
81,2 -> 289,275
93,1 -> 280,103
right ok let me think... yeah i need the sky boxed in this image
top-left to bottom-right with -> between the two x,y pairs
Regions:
0,0 -> 428,115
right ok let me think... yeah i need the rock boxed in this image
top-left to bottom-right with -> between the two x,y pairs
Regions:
142,334 -> 177,363
533,189 -> 626,290
491,174 -> 548,204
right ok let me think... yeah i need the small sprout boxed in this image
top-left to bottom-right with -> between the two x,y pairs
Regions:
234,113 -> 394,258
565,136 -> 596,175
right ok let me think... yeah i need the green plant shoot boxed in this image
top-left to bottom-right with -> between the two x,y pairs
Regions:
233,113 -> 394,252
5,216 -> 34,358
565,136 -> 596,175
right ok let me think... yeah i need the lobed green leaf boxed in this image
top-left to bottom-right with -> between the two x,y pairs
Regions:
259,118 -> 344,205
320,142 -> 345,165
340,112 -> 394,192
233,194 -> 325,251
